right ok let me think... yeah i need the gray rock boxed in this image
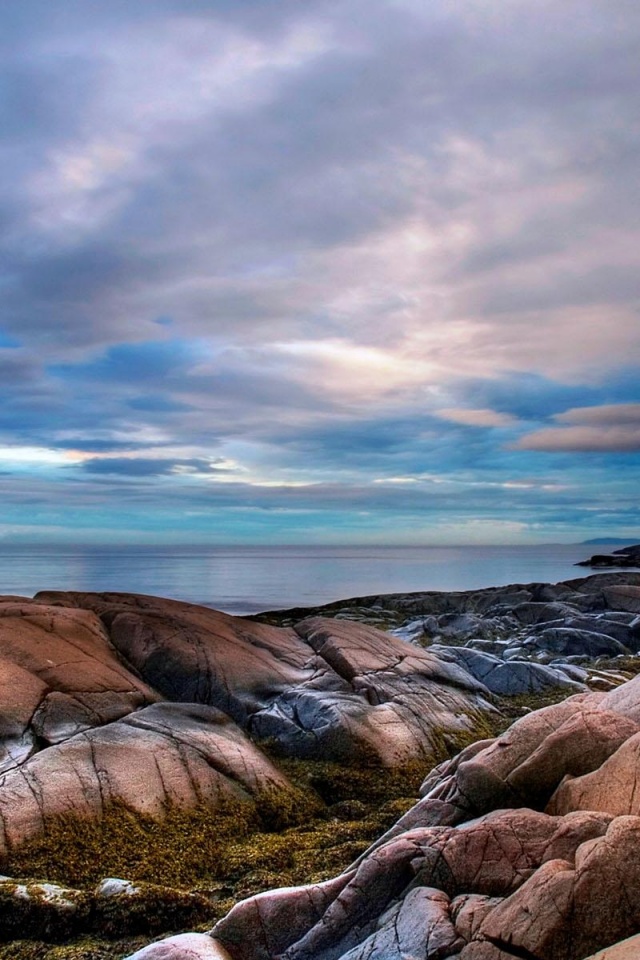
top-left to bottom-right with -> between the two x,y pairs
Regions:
433,646 -> 585,696
528,627 -> 630,658
95,877 -> 139,898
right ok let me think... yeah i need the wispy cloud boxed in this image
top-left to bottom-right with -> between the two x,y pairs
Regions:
514,403 -> 640,452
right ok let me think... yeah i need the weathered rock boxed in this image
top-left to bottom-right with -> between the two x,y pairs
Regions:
600,671 -> 640,721
451,893 -> 503,943
547,730 -> 640,817
452,694 -> 608,813
603,585 -> 640,614
10,575 -> 640,958
510,601 -> 579,625
126,933 -> 232,959
0,703 -> 294,858
32,593 -> 493,768
212,874 -> 354,960
584,933 -> 640,959
0,600 -> 157,772
335,886 -> 463,960
433,645 -> 585,696
529,626 -> 630,658
472,816 -> 640,960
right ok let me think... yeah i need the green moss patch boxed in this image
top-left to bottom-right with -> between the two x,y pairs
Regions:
4,728 -> 503,952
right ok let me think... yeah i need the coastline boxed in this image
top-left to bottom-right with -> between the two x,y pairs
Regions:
0,570 -> 640,959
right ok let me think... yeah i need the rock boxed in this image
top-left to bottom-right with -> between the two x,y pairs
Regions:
584,934 -> 640,959
0,600 -> 157,772
510,601 -> 578,625
452,695 -> 611,813
529,627 -> 630,658
333,886 -> 463,960
32,593 -> 493,769
603,585 -> 640,614
472,816 -> 640,960
433,646 -> 586,696
0,877 -> 89,941
0,702 -> 295,858
94,879 -> 216,938
100,607 -> 640,960
599,672 -> 640,721
451,894 -> 503,943
576,546 -> 640,570
212,874 -> 354,960
10,574 -> 640,958
547,730 -> 640,817
125,933 -> 233,959
96,877 -> 139,898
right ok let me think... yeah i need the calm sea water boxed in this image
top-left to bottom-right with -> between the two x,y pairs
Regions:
0,542 -> 634,615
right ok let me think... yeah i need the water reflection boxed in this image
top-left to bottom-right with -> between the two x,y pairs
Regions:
0,542 -> 626,614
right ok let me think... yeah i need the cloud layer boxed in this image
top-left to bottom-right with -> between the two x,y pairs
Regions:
0,0 -> 638,542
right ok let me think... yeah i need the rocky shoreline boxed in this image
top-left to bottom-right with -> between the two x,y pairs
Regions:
0,573 -> 639,958
575,543 -> 640,570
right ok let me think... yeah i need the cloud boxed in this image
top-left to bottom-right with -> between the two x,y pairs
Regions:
0,1 -> 638,541
435,408 -> 518,427
556,403 -> 640,425
514,403 -> 640,452
79,457 -> 228,477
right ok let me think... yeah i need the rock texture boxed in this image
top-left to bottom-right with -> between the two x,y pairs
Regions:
0,591 -> 494,865
131,643 -> 640,960
2,575 -> 640,958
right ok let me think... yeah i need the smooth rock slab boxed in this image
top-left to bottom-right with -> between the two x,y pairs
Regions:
126,933 -> 233,959
35,592 -> 493,768
0,702 -> 294,857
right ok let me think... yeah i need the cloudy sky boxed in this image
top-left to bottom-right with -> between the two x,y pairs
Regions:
1,0 -> 639,544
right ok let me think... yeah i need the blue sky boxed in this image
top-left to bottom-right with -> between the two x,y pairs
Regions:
0,0 -> 639,544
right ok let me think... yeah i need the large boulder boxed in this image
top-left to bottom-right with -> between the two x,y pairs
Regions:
0,591 -> 497,864
0,702 -> 294,860
33,593 -> 494,768
469,816 -> 640,960
0,600 -> 157,773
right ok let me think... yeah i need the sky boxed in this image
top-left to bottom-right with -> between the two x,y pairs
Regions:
0,0 -> 639,545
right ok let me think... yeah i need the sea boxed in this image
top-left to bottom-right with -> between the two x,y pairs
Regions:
0,542 -> 635,616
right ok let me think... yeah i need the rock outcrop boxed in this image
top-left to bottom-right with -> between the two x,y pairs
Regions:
576,544 -> 640,570
0,591 -> 494,868
1,575 -> 640,958
129,646 -> 640,960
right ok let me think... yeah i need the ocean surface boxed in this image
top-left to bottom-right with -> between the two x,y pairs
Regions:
0,542 -> 635,615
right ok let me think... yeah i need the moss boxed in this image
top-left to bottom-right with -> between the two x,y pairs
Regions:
0,937 -> 149,959
5,735 -> 501,951
7,796 -> 257,889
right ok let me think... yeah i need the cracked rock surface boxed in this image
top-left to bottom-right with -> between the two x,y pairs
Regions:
125,574 -> 640,960
148,682 -> 640,960
0,590 -> 493,863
